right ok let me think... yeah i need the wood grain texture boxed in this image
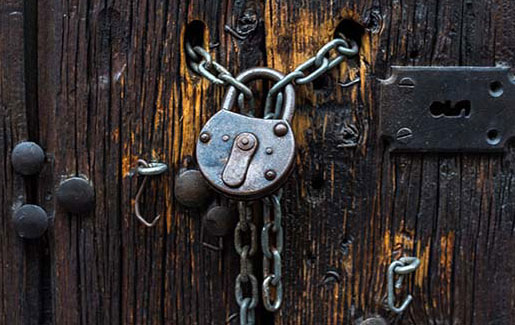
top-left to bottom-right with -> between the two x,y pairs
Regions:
36,0 -> 266,324
0,0 -> 512,324
266,0 -> 515,324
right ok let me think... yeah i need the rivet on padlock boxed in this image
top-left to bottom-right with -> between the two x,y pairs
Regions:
202,204 -> 237,237
196,67 -> 296,200
174,169 -> 213,208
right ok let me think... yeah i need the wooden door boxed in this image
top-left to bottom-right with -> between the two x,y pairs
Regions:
1,0 -> 514,324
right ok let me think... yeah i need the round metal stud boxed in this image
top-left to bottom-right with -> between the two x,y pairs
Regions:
56,177 -> 95,214
13,204 -> 49,239
174,169 -> 213,208
199,132 -> 211,143
273,122 -> 288,137
202,205 -> 237,237
265,147 -> 273,155
264,170 -> 277,181
236,133 -> 256,151
11,141 -> 45,176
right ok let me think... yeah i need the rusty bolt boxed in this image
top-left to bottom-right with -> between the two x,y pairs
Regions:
199,132 -> 211,143
273,122 -> 288,137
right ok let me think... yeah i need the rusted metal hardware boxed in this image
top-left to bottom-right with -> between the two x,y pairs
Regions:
188,32 -> 360,319
13,204 -> 49,239
387,256 -> 421,313
174,169 -> 213,208
134,159 -> 168,227
234,202 -> 258,325
56,177 -> 95,214
197,68 -> 296,200
380,66 -> 515,152
11,141 -> 45,176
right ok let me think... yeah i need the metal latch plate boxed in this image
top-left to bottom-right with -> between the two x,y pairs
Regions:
380,66 -> 515,152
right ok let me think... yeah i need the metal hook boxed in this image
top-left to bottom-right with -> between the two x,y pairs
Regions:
387,256 -> 421,313
135,159 -> 168,227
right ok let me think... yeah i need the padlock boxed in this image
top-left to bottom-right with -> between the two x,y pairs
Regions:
196,67 -> 296,200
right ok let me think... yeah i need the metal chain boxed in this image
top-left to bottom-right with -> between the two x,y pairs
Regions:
261,190 -> 284,312
234,202 -> 258,325
185,42 -> 254,99
264,37 -> 358,118
185,36 -> 358,119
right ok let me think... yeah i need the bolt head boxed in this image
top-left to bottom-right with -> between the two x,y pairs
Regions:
174,169 -> 213,208
56,177 -> 95,214
199,132 -> 211,143
11,141 -> 45,176
202,205 -> 237,237
273,122 -> 288,137
264,170 -> 277,181
396,127 -> 413,144
13,204 -> 49,239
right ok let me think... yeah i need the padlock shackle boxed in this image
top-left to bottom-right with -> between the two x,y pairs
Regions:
222,67 -> 296,123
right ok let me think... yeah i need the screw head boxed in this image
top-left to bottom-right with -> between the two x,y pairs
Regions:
396,127 -> 413,144
199,132 -> 211,143
273,122 -> 288,137
222,135 -> 230,142
11,141 -> 45,176
266,147 -> 273,155
56,177 -> 95,214
264,170 -> 277,181
13,204 -> 49,239
398,77 -> 415,89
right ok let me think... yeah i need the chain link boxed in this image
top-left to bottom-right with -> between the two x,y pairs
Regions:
264,37 -> 358,117
188,34 -> 360,320
261,190 -> 284,312
186,42 -> 254,98
234,202 -> 258,325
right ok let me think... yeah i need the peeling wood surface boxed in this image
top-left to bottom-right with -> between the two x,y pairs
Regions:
0,0 -> 514,324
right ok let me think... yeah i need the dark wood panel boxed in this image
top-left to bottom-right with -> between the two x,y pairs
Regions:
0,1 -> 53,324
36,0 -> 267,324
266,0 -> 515,324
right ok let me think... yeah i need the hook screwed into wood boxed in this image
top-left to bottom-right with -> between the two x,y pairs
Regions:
135,159 -> 168,227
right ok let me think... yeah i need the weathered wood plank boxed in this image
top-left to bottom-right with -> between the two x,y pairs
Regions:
37,0 -> 267,323
266,0 -> 515,324
0,1 -> 53,324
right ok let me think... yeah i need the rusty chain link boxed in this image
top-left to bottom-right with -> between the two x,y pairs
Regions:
234,202 -> 258,325
261,190 -> 284,312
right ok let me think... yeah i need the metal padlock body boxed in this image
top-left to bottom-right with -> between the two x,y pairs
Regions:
197,68 -> 296,200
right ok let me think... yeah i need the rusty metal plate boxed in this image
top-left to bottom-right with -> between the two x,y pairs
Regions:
380,66 -> 515,152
